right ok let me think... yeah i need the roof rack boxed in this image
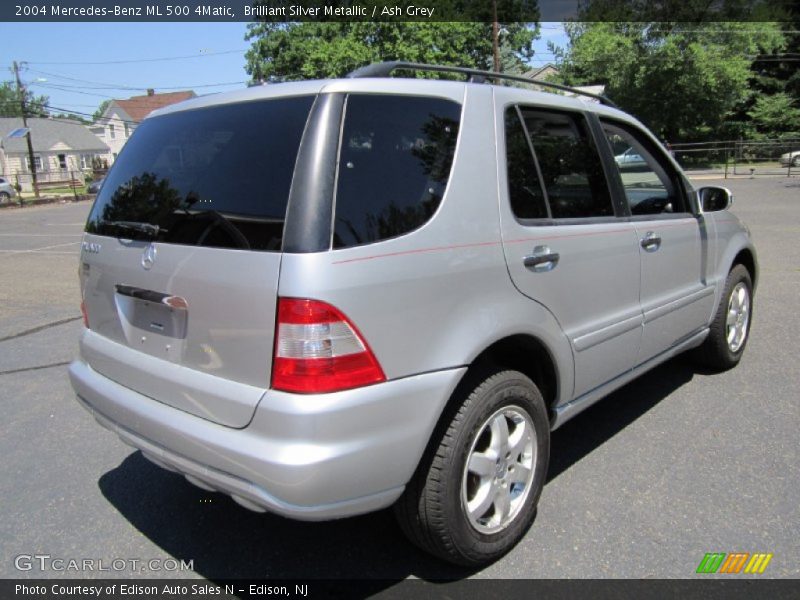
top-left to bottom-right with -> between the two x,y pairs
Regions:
346,61 -> 618,109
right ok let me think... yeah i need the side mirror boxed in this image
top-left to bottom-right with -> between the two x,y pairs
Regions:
698,186 -> 733,212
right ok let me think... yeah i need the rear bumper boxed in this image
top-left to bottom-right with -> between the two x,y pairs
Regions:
69,359 -> 464,520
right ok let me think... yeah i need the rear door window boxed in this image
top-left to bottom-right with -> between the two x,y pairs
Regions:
86,96 -> 314,251
333,94 -> 461,249
518,108 -> 614,219
505,108 -> 550,219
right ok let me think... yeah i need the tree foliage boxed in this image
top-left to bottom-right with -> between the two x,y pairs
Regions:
0,81 -> 49,117
93,99 -> 112,122
244,22 -> 539,81
748,92 -> 800,137
555,21 -> 785,142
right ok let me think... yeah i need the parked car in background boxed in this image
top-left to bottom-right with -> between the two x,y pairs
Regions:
0,177 -> 18,202
87,177 -> 105,194
614,146 -> 647,170
69,62 -> 758,566
779,150 -> 800,167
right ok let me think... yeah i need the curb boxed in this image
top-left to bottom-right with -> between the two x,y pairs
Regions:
0,194 -> 94,210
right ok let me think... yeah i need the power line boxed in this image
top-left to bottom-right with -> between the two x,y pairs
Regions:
31,79 -> 246,92
27,67 -> 247,91
26,48 -> 247,66
32,83 -> 118,99
44,104 -> 139,125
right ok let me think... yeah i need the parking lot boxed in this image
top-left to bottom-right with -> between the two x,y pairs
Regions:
1,178 -> 798,584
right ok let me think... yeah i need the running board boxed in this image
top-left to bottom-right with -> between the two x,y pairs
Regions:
552,328 -> 709,429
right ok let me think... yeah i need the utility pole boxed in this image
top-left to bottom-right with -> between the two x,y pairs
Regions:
492,0 -> 501,72
13,60 -> 39,199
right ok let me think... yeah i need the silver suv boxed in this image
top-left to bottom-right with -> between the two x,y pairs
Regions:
69,63 -> 757,566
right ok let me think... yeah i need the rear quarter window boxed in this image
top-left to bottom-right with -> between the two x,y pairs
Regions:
332,94 -> 461,249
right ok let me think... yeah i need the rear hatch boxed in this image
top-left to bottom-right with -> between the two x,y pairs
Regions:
79,95 -> 315,427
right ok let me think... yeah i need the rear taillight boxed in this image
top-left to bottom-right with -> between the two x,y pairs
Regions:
80,300 -> 89,329
272,298 -> 386,394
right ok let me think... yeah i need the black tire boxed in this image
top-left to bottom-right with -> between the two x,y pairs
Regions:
0,191 -> 10,203
694,264 -> 753,371
394,369 -> 550,566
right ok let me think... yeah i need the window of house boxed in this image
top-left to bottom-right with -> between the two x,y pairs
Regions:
27,155 -> 43,172
109,124 -> 115,139
58,154 -> 67,170
80,154 -> 92,170
601,121 -> 686,216
124,123 -> 130,137
519,108 -> 614,219
332,94 -> 461,249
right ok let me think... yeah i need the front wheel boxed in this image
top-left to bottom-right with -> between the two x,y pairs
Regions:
394,369 -> 550,566
695,264 -> 753,370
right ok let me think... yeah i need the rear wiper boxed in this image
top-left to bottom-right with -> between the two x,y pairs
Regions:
101,220 -> 165,238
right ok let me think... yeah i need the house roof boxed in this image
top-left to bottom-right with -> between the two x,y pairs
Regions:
110,91 -> 196,123
523,64 -> 559,81
0,117 -> 109,154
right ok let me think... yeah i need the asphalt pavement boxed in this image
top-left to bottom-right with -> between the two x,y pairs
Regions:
0,178 -> 798,584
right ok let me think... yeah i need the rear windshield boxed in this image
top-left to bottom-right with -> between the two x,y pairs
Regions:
86,96 -> 314,251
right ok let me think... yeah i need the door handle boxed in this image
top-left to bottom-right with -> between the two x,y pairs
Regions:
523,245 -> 560,272
115,284 -> 188,310
640,231 -> 662,252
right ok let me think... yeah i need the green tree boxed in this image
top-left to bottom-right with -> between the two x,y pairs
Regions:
554,21 -> 785,142
748,92 -> 800,137
93,99 -> 112,122
51,112 -> 91,124
0,81 -> 49,117
245,22 -> 539,81
743,7 -> 800,134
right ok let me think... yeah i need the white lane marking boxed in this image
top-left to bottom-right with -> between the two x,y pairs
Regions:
0,251 -> 79,255
0,233 -> 83,237
0,241 -> 81,254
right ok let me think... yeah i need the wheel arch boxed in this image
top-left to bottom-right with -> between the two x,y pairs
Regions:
732,246 -> 758,291
440,334 -> 562,433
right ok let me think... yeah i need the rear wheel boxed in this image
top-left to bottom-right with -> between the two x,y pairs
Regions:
695,264 -> 753,370
394,369 -> 550,566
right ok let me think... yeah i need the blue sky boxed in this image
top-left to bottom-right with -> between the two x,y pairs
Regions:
3,22 -> 567,119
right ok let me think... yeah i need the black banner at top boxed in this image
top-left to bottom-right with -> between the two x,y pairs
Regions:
1,0 -> 797,22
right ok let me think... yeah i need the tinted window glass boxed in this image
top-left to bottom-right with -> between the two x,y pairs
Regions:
603,122 -> 685,215
86,96 -> 314,251
521,109 -> 613,219
333,95 -> 461,249
505,108 -> 548,220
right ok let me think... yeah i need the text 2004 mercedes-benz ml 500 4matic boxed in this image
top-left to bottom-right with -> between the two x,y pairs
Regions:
69,62 -> 757,566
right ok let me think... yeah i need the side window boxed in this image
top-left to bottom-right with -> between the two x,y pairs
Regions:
520,108 -> 614,219
333,94 -> 461,249
504,108 -> 548,219
602,122 -> 686,215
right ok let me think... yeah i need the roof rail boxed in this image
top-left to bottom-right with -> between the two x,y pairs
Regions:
346,61 -> 618,109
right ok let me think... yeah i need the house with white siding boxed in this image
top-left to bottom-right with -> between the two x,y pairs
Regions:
94,89 -> 196,164
0,117 -> 109,192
